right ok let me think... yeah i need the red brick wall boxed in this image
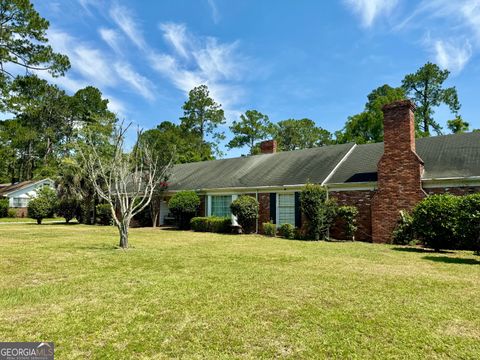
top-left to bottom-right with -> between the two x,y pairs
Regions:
258,193 -> 271,233
371,100 -> 426,243
329,190 -> 374,242
14,207 -> 28,218
199,195 -> 206,217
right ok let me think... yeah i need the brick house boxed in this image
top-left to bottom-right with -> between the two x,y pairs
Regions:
162,100 -> 480,243
0,179 -> 55,217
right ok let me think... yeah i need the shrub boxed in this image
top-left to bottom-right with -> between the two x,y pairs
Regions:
28,198 -> 50,224
300,183 -> 337,240
7,209 -> 17,218
0,198 -> 8,217
96,204 -> 113,225
457,193 -> 480,252
191,217 -> 209,232
392,210 -> 415,245
209,217 -> 231,233
169,191 -> 200,229
294,227 -> 308,240
58,198 -> 80,223
230,195 -> 258,233
263,222 -> 276,237
279,223 -> 295,239
191,216 -> 231,233
411,194 -> 460,251
336,206 -> 359,240
27,187 -> 58,224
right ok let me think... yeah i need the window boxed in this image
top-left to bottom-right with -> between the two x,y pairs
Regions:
278,193 -> 295,226
12,197 -> 28,208
211,195 -> 232,218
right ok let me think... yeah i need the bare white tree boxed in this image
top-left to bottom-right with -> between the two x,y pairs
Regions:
80,123 -> 172,248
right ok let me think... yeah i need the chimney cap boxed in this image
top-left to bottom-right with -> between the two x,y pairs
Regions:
382,99 -> 416,112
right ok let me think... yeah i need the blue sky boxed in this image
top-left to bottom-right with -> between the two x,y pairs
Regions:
33,0 -> 480,157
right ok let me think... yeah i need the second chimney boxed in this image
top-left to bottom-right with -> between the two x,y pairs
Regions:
259,140 -> 277,154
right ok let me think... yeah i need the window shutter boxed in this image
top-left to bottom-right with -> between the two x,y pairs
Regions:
294,192 -> 301,228
269,193 -> 276,224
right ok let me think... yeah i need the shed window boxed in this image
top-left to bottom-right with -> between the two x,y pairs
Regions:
278,194 -> 295,226
211,195 -> 232,218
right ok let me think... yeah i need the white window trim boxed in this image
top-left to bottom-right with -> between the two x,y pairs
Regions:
207,194 -> 238,225
276,192 -> 296,227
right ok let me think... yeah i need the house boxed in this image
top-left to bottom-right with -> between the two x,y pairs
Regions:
162,100 -> 480,242
0,179 -> 55,217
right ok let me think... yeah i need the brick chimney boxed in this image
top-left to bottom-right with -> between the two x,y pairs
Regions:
371,100 -> 426,243
259,140 -> 277,154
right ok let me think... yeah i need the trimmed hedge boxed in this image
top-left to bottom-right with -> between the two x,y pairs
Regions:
263,222 -> 276,237
279,223 -> 295,239
396,193 -> 480,252
411,194 -> 461,251
191,216 -> 231,233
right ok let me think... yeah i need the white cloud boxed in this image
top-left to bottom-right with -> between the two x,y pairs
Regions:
207,0 -> 220,24
344,0 -> 399,27
46,29 -> 155,103
460,0 -> 480,40
193,38 -> 241,81
434,39 -> 472,73
105,95 -> 127,116
159,23 -> 190,58
114,62 -> 155,101
105,3 -> 248,121
110,3 -> 146,50
99,28 -> 123,55
148,24 -> 246,118
395,0 -> 480,74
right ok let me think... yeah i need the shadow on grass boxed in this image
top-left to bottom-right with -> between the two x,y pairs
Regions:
391,247 -> 453,254
44,221 -> 80,226
76,243 -> 119,251
423,256 -> 480,265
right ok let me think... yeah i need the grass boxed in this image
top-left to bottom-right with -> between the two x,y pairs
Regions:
0,224 -> 479,359
0,216 -> 65,223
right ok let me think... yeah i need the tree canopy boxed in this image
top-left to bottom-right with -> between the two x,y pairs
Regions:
274,118 -> 332,151
0,0 -> 70,102
402,62 -> 460,136
227,110 -> 273,154
336,85 -> 406,144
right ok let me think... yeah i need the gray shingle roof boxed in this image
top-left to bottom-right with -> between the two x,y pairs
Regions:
167,132 -> 480,191
0,180 -> 37,196
168,143 -> 355,190
327,132 -> 480,183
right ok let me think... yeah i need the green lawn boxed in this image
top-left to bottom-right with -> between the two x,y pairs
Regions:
1,225 -> 479,359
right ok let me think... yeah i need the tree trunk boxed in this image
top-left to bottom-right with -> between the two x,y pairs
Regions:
152,211 -> 158,228
118,220 -> 129,248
